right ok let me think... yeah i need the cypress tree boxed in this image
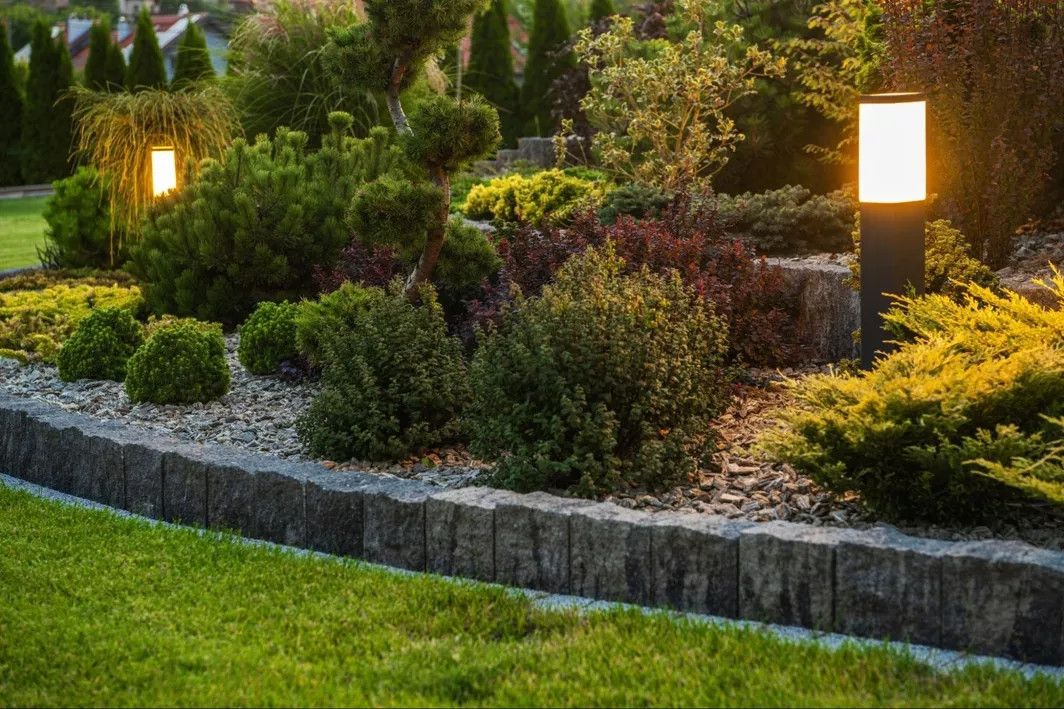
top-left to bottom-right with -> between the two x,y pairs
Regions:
466,0 -> 520,146
84,18 -> 111,90
126,6 -> 166,91
589,0 -> 616,22
0,22 -> 24,186
171,21 -> 214,89
22,20 -> 73,184
104,41 -> 126,90
521,0 -> 574,136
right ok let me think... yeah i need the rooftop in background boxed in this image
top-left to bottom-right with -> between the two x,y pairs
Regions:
13,5 -> 229,79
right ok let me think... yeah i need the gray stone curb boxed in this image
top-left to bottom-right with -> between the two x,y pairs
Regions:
2,391 -> 1063,665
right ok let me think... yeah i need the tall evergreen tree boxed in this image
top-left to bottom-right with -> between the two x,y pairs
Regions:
0,22 -> 24,186
588,0 -> 616,22
521,0 -> 574,136
466,0 -> 520,146
171,21 -> 214,89
126,6 -> 166,91
22,20 -> 73,184
104,41 -> 126,90
84,18 -> 111,90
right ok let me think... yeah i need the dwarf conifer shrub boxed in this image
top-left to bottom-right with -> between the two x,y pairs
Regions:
295,283 -> 385,367
717,185 -> 856,255
131,114 -> 401,328
324,0 -> 503,299
597,182 -> 672,225
125,321 -> 230,404
237,301 -> 299,375
297,282 -> 470,461
761,276 -> 1064,523
461,169 -> 605,224
40,167 -> 126,270
56,307 -> 144,382
469,247 -> 729,496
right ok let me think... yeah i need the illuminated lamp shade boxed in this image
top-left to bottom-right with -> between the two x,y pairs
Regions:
151,146 -> 177,197
858,93 -> 926,204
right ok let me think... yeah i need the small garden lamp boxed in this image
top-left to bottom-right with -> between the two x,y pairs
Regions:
151,146 -> 177,197
858,92 -> 927,368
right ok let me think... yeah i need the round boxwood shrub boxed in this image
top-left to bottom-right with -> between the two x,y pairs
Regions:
125,321 -> 230,404
56,307 -> 145,382
295,283 -> 385,368
468,246 -> 730,496
238,301 -> 299,375
296,282 -> 470,461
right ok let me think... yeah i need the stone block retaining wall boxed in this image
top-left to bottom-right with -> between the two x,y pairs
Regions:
2,392 -> 1063,665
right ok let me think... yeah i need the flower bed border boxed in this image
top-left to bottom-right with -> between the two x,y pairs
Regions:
1,392 -> 1062,665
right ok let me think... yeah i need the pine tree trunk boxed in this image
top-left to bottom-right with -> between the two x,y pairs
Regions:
403,165 -> 450,301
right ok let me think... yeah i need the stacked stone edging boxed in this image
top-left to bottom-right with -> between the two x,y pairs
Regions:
1,392 -> 1062,665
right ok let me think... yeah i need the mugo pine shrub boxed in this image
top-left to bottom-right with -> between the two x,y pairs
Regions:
761,275 -> 1064,524
56,307 -> 144,382
297,282 -> 470,461
125,321 -> 230,404
717,185 -> 856,255
238,301 -> 299,375
468,247 -> 729,496
131,114 -> 403,328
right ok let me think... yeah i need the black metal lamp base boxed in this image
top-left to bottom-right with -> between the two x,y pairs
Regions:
859,200 -> 925,369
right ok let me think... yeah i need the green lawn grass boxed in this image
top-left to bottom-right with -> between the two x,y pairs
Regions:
0,196 -> 49,270
0,484 -> 1060,708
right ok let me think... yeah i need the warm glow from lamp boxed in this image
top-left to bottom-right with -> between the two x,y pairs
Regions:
858,94 -> 926,203
151,147 -> 177,197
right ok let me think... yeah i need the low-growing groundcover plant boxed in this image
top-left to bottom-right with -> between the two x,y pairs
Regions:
4,486 -> 1061,708
0,277 -> 143,363
125,321 -> 230,404
238,301 -> 299,376
461,169 -> 607,224
469,247 -> 729,496
56,307 -> 144,382
761,275 -> 1064,524
297,282 -> 470,461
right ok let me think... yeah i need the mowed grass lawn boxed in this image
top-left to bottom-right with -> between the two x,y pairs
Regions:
0,196 -> 48,270
0,485 -> 1060,708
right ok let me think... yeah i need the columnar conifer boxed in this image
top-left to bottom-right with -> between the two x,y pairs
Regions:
84,18 -> 111,90
126,6 -> 166,91
521,0 -> 575,136
171,21 -> 214,89
0,21 -> 24,186
589,0 -> 616,22
22,20 -> 74,183
104,40 -> 125,90
466,0 -> 520,146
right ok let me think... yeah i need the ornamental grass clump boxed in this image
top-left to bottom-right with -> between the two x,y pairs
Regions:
125,321 -> 230,404
468,246 -> 729,496
56,308 -> 144,382
238,301 -> 299,375
761,274 -> 1064,524
297,282 -> 470,461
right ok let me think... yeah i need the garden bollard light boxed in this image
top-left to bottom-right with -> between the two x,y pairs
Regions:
151,146 -> 177,197
858,92 -> 927,369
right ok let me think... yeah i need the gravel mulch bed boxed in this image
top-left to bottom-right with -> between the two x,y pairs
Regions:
2,337 -> 1063,549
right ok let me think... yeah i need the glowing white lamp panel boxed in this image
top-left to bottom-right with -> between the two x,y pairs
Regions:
859,97 -> 926,204
151,147 -> 177,197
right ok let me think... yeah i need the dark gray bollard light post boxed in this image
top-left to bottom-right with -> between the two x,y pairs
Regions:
858,92 -> 927,369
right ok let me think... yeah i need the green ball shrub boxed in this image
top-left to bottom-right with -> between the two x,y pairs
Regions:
717,185 -> 856,255
296,282 -> 470,461
468,246 -> 730,496
56,307 -> 145,382
125,321 -> 230,404
40,166 -> 127,270
238,301 -> 299,375
596,182 -> 672,225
